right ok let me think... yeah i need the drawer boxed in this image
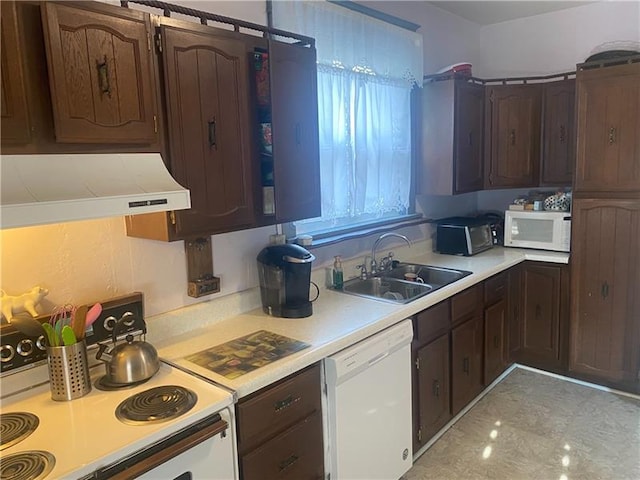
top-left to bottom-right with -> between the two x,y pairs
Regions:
451,284 -> 482,326
241,410 -> 324,480
237,363 -> 321,453
484,272 -> 507,306
414,300 -> 450,345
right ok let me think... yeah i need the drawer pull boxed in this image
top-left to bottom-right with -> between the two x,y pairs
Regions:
274,394 -> 301,412
278,454 -> 299,472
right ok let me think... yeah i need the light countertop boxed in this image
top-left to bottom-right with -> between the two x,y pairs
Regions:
155,247 -> 569,398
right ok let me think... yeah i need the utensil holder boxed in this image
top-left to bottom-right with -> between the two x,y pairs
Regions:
46,341 -> 91,401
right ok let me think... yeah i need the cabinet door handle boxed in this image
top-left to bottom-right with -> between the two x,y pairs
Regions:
96,55 -> 111,98
559,125 -> 566,143
274,394 -> 301,412
510,129 -> 516,146
208,118 -> 217,149
608,127 -> 616,145
463,357 -> 470,374
278,454 -> 299,472
601,281 -> 609,299
535,304 -> 541,318
432,379 -> 440,398
493,335 -> 499,349
468,131 -> 473,146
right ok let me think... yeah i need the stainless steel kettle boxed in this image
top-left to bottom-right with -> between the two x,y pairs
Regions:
96,316 -> 159,384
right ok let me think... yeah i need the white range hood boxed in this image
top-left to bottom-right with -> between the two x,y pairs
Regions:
0,153 -> 191,229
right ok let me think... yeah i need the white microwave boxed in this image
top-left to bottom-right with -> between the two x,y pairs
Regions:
504,210 -> 571,252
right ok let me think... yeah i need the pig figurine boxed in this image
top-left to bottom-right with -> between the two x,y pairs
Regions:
0,286 -> 49,321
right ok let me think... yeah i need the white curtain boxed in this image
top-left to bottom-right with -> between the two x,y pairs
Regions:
273,1 -> 422,227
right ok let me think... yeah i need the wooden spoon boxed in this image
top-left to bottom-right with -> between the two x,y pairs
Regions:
73,304 -> 88,340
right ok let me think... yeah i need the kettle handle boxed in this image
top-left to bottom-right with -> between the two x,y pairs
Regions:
112,314 -> 147,344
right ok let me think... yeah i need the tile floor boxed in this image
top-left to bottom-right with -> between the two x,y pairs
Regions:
406,367 -> 640,480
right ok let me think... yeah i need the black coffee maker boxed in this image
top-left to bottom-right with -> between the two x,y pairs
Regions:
257,243 -> 316,318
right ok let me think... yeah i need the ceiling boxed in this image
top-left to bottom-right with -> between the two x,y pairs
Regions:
428,1 -> 595,25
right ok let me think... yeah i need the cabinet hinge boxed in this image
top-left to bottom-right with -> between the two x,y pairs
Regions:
155,32 -> 163,53
415,357 -> 420,370
153,114 -> 158,134
169,211 -> 176,225
417,429 -> 422,442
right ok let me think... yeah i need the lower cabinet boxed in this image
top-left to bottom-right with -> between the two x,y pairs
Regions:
451,315 -> 484,415
236,363 -> 324,480
414,333 -> 451,449
484,300 -> 506,384
509,261 -> 570,372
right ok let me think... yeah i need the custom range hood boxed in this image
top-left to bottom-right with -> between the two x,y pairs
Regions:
0,153 -> 190,229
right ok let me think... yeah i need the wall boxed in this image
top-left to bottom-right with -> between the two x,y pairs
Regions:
358,0 -> 483,75
476,1 -> 640,77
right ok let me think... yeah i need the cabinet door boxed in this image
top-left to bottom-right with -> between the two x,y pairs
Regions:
451,315 -> 483,415
485,84 -> 541,188
414,334 -> 450,449
575,63 -> 640,193
520,263 -> 562,367
454,81 -> 484,193
41,2 -> 157,144
161,26 -> 255,236
269,40 -> 321,223
570,199 -> 640,386
484,299 -> 506,384
541,79 -> 575,186
507,264 -> 523,359
1,1 -> 31,144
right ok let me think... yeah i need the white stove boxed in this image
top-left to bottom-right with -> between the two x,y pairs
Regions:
0,294 -> 238,480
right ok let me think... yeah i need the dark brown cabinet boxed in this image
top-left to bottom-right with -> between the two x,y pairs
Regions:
451,314 -> 483,415
262,40 -> 320,224
569,199 -> 640,389
510,262 -> 570,372
484,84 -> 542,188
41,2 -> 158,144
541,79 -> 575,186
237,363 -> 324,480
411,301 -> 451,452
159,24 -> 255,237
483,272 -> 507,384
420,78 -> 484,195
575,62 -> 640,193
1,1 -> 31,145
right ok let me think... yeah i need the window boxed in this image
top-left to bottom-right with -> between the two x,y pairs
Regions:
272,1 -> 423,237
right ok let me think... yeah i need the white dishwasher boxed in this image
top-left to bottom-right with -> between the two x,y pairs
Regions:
324,320 -> 413,480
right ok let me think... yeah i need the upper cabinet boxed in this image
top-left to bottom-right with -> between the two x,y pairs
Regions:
0,1 -> 31,145
159,24 -> 255,237
257,40 -> 321,224
420,78 -> 484,195
540,79 -> 575,186
484,84 -> 542,188
41,2 -> 158,144
574,62 -> 640,193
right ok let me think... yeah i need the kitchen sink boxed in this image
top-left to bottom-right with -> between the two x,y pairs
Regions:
383,263 -> 473,289
341,277 -> 434,304
338,263 -> 472,304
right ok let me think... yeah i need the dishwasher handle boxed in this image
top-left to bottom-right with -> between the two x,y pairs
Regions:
368,351 -> 389,367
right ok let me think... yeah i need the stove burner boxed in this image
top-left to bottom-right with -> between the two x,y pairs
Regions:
0,412 -> 39,451
94,375 -> 149,392
0,450 -> 55,480
115,385 -> 197,425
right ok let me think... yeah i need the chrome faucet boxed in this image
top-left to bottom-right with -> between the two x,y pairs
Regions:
370,233 -> 411,275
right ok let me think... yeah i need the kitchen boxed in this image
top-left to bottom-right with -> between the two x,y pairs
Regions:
1,1 -> 639,479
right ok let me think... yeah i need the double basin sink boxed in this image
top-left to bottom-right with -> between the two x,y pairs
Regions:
339,263 -> 472,304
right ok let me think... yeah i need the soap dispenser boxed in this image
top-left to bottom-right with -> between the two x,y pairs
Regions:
333,256 -> 344,290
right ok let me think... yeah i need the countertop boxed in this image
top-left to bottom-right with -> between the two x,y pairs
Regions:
156,247 -> 569,398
